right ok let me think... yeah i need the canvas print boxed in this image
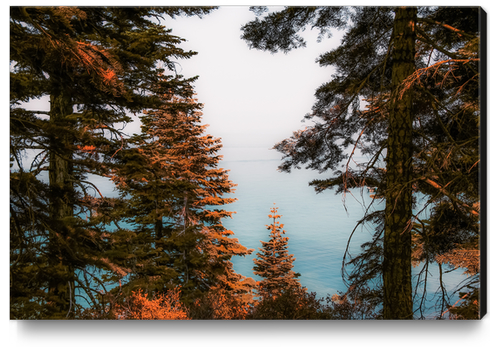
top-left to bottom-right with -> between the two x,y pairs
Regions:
10,5 -> 485,320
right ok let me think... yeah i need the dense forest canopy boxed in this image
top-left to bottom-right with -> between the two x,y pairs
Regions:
10,5 -> 484,320
10,6 -> 254,319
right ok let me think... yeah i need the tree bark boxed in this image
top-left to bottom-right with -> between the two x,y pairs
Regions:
48,89 -> 75,318
383,7 -> 416,320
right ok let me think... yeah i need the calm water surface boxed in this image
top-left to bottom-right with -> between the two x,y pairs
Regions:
220,147 -> 468,317
220,147 -> 379,298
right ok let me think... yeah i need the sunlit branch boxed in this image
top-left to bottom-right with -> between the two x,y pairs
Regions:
418,17 -> 477,40
440,293 -> 468,317
400,58 -> 479,99
420,176 -> 479,216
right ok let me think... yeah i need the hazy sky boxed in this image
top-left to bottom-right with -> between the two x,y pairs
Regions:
162,6 -> 344,154
161,6 -> 353,166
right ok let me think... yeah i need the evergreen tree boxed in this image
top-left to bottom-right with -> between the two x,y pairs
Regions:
112,83 -> 254,305
253,206 -> 302,297
241,6 -> 482,319
10,6 -> 215,319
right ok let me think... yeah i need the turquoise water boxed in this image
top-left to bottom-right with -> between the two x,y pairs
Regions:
219,147 -> 379,298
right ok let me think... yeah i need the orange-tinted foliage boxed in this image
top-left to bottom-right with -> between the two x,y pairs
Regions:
77,145 -> 97,153
114,288 -> 189,320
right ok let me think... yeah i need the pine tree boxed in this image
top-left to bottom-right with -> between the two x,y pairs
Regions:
10,6 -> 215,319
253,206 -> 302,298
112,83 -> 254,305
241,6 -> 482,319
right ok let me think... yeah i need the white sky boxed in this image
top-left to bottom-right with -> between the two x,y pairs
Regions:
164,6 -> 342,151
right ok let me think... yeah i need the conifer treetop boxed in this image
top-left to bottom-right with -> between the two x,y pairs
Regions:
253,206 -> 303,297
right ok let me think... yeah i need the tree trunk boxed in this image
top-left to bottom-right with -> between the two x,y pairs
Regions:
383,6 -> 416,320
48,90 -> 75,318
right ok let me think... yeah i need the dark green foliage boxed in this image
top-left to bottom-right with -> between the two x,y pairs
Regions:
248,286 -> 381,320
10,6 -> 216,319
242,7 -> 348,54
186,288 -> 252,320
242,6 -> 482,319
449,287 -> 480,320
249,289 -> 328,320
323,286 -> 382,320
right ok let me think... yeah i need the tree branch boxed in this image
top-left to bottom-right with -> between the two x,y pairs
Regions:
418,17 -> 477,40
